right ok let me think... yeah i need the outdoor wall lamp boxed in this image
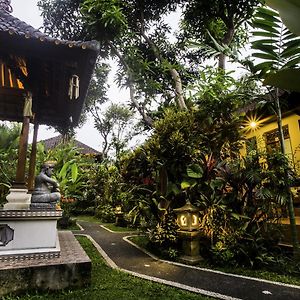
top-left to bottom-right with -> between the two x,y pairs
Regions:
174,200 -> 202,265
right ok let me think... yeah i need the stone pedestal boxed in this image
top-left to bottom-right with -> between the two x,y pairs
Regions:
0,231 -> 91,296
178,230 -> 202,265
115,212 -> 126,227
0,210 -> 62,260
4,188 -> 31,210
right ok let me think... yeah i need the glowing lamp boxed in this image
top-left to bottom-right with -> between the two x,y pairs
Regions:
173,200 -> 202,265
174,200 -> 200,232
115,205 -> 122,214
114,205 -> 126,227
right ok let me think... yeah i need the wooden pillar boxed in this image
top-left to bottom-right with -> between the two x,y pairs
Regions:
14,116 -> 30,188
28,121 -> 39,192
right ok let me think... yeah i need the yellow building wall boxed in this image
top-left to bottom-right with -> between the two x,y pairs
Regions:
244,113 -> 300,176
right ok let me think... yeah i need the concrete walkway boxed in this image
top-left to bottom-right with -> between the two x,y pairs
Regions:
74,221 -> 300,300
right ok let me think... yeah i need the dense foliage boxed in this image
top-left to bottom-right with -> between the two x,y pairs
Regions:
0,123 -> 20,205
1,1 -> 299,273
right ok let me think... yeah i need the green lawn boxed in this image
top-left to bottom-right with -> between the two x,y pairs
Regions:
76,215 -> 137,232
76,215 -> 102,224
3,236 -> 212,300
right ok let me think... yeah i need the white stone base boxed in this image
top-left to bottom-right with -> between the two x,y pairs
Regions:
0,234 -> 60,258
4,188 -> 31,210
0,210 -> 62,260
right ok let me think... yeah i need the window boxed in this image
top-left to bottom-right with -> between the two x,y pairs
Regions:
264,125 -> 290,153
264,125 -> 294,165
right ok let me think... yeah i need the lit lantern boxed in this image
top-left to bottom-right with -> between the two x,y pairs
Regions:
174,200 -> 200,232
114,205 -> 125,227
173,200 -> 202,265
115,205 -> 122,215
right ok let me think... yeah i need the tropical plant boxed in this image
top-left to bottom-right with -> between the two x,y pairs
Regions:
92,103 -> 135,159
182,0 -> 260,69
262,0 -> 300,91
250,5 -> 300,258
0,123 -> 21,205
41,141 -> 96,215
181,150 -> 289,267
251,7 -> 300,78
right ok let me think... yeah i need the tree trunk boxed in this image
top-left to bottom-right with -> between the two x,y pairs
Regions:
169,68 -> 188,110
15,116 -> 30,188
274,88 -> 300,259
108,41 -> 153,128
218,25 -> 235,70
139,29 -> 187,110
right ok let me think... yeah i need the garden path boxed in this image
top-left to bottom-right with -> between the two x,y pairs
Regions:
74,221 -> 300,300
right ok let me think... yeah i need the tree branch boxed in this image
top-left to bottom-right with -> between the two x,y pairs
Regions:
138,11 -> 187,110
108,41 -> 153,127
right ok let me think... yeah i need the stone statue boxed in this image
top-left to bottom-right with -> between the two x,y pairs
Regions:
31,161 -> 61,210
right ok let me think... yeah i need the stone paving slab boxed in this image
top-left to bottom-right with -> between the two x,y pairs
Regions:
77,221 -> 300,300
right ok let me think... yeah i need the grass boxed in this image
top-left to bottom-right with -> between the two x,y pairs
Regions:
129,236 -> 300,286
57,221 -> 80,231
76,215 -> 137,232
76,215 -> 102,224
3,236 -> 212,300
103,223 -> 137,232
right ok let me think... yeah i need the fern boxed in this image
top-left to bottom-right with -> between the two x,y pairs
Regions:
251,6 -> 300,77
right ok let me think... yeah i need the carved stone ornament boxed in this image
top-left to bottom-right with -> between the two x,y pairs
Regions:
0,224 -> 14,246
0,0 -> 13,13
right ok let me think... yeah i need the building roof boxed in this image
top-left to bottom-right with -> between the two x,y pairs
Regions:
0,10 -> 99,51
0,8 -> 99,129
41,135 -> 100,155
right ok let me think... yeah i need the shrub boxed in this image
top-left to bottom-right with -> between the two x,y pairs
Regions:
95,203 -> 115,223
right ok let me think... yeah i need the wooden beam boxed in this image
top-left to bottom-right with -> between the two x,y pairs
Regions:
27,121 -> 39,192
14,116 -> 30,187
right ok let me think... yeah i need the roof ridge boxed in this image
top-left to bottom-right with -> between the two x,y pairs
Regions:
0,10 -> 99,51
40,135 -> 100,154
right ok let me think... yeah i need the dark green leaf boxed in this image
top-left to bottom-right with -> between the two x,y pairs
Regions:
282,32 -> 298,40
252,39 -> 279,46
264,68 -> 300,92
266,0 -> 300,35
187,164 -> 203,178
281,46 -> 300,58
255,11 -> 281,23
253,61 -> 274,72
252,20 -> 280,34
252,44 -> 278,54
252,31 -> 279,38
282,56 -> 300,68
282,38 -> 300,49
252,52 -> 278,60
257,6 -> 280,17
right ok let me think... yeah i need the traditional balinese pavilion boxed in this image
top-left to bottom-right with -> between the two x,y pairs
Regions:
0,1 -> 99,294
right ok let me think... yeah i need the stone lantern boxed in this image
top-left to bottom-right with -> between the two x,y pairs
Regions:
115,205 -> 125,227
174,200 -> 202,264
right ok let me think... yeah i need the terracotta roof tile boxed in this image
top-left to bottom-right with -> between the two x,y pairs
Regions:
41,135 -> 100,155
